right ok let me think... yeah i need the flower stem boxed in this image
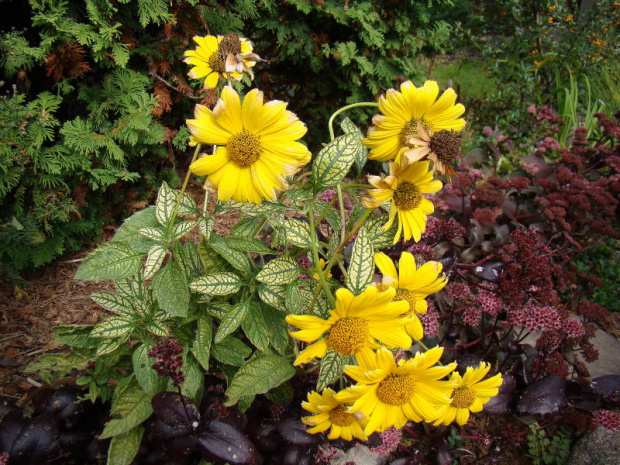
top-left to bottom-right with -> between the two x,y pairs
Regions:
308,205 -> 336,307
166,144 -> 202,237
328,102 -> 378,141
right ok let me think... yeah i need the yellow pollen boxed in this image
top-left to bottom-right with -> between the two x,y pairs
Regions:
393,182 -> 422,210
401,120 -> 431,146
328,406 -> 356,427
327,317 -> 369,355
208,52 -> 226,73
376,374 -> 416,405
394,288 -> 417,316
451,386 -> 477,409
227,129 -> 262,167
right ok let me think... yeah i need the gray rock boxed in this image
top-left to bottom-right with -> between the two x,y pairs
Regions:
567,427 -> 620,465
330,444 -> 385,465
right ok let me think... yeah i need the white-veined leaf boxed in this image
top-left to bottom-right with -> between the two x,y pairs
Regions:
198,216 -> 214,239
316,350 -> 346,391
212,336 -> 251,367
171,220 -> 197,240
214,301 -> 250,343
138,227 -> 165,241
75,242 -> 143,281
282,218 -> 312,249
155,182 -> 176,227
190,273 -> 241,296
257,283 -> 288,313
90,316 -> 134,338
312,132 -> 358,192
152,260 -> 189,317
241,302 -> 270,351
345,227 -> 374,295
256,257 -> 299,285
91,291 -> 135,317
192,312 -> 212,371
144,245 -> 167,280
100,382 -> 153,439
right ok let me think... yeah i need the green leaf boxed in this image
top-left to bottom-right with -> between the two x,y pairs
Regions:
241,302 -> 270,351
155,182 -> 176,227
152,260 -> 189,317
345,227 -> 374,295
190,273 -> 241,296
316,350 -> 346,391
106,426 -> 144,465
209,234 -> 251,273
171,221 -> 197,240
75,242 -> 143,281
366,216 -> 396,249
312,132 -> 358,192
198,216 -> 214,239
341,117 -> 367,177
90,316 -> 134,338
285,283 -> 302,314
212,336 -> 251,367
224,236 -> 273,254
257,283 -> 288,313
281,218 -> 312,249
199,243 -> 233,274
215,301 -> 250,343
100,382 -> 153,439
144,319 -> 169,337
175,240 -> 203,279
133,343 -> 166,397
205,302 -> 231,320
91,292 -> 135,317
231,216 -> 262,237
178,192 -> 197,216
96,335 -> 130,357
52,325 -> 98,348
256,257 -> 299,285
138,227 -> 165,241
192,312 -> 212,371
180,353 -> 203,400
264,382 -> 293,404
113,207 -> 159,253
224,355 -> 295,406
262,304 -> 290,355
144,245 -> 167,280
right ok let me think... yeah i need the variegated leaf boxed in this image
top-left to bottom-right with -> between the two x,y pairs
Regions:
144,245 -> 167,280
312,132 -> 359,192
241,302 -> 270,351
198,216 -> 214,239
282,218 -> 312,249
138,227 -> 165,241
171,220 -> 197,240
256,257 -> 299,285
155,182 -> 176,227
345,227 -> 374,295
91,291 -> 135,317
214,301 -> 250,343
190,273 -> 242,296
90,316 -> 134,338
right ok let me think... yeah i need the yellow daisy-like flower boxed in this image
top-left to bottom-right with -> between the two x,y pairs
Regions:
335,347 -> 456,435
184,34 -> 260,88
433,363 -> 503,426
362,160 -> 442,243
302,388 -> 369,441
285,286 -> 412,366
375,251 -> 447,340
363,80 -> 465,162
187,86 -> 311,203
405,122 -> 462,181
312,258 -> 332,280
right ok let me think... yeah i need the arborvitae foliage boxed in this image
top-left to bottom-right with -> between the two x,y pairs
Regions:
0,0 -> 456,278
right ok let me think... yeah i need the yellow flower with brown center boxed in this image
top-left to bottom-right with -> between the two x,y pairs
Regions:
285,286 -> 412,366
363,80 -> 465,162
433,363 -> 503,426
335,347 -> 456,435
405,122 -> 462,181
375,251 -> 447,340
302,388 -> 369,441
187,86 -> 311,203
184,34 -> 261,88
363,160 -> 442,243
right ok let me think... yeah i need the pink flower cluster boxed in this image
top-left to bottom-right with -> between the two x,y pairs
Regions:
592,410 -> 620,432
148,340 -> 186,387
506,305 -> 561,332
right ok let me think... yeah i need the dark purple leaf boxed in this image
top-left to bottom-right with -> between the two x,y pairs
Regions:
0,397 -> 16,419
502,200 -> 517,220
246,423 -> 283,453
198,420 -> 258,464
590,375 -> 620,402
484,373 -> 516,415
517,376 -> 567,415
46,388 -> 82,429
435,437 -> 452,465
456,354 -> 481,375
390,451 -> 422,465
471,262 -> 503,282
282,444 -> 314,465
152,392 -> 200,429
0,410 -> 27,453
9,413 -> 60,465
162,436 -> 199,459
277,418 -> 322,446
438,192 -> 466,213
85,438 -> 110,463
147,417 -> 193,442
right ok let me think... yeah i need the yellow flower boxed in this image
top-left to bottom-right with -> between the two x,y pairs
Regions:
335,347 -> 456,435
187,86 -> 311,203
363,160 -> 442,243
363,80 -> 465,162
184,34 -> 260,88
285,286 -> 412,366
375,251 -> 447,340
433,363 -> 503,426
313,258 -> 332,280
302,388 -> 369,441
405,122 -> 462,181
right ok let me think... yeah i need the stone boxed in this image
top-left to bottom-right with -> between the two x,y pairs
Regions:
567,427 -> 620,465
330,444 -> 385,465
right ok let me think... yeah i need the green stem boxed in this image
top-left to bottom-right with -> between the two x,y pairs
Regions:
328,102 -> 378,141
324,208 -> 373,279
308,205 -> 336,307
166,144 -> 202,237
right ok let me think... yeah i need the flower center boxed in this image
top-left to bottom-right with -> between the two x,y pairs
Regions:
327,317 -> 369,355
401,120 -> 431,147
429,130 -> 462,164
393,182 -> 422,210
394,288 -> 417,316
219,33 -> 242,57
450,386 -> 477,409
227,129 -> 262,167
208,52 -> 226,73
376,375 -> 416,405
328,406 -> 356,427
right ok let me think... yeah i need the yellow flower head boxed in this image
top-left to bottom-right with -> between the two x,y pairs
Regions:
363,160 -> 442,243
363,80 -> 465,162
187,86 -> 311,203
313,258 -> 332,280
405,122 -> 462,181
335,347 -> 456,435
375,251 -> 447,339
434,362 -> 503,426
285,286 -> 412,366
184,34 -> 261,88
302,388 -> 369,441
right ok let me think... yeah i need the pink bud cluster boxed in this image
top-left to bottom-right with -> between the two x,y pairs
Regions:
148,340 -> 186,387
592,410 -> 620,432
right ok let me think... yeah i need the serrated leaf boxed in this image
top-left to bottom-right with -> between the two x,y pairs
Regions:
192,313 -> 212,371
100,382 -> 153,439
224,355 -> 295,406
215,301 -> 250,343
75,242 -> 143,281
316,350 -> 346,391
241,302 -> 270,351
171,221 -> 197,240
144,245 -> 167,280
113,207 -> 159,253
199,243 -> 233,274
178,192 -> 197,216
96,335 -> 130,357
231,216 -> 262,237
222,200 -> 287,216
345,227 -> 374,295
340,117 -> 367,177
257,284 -> 288,313
155,182 -> 177,227
180,353 -> 203,400
224,236 -> 273,254
205,302 -> 231,320
285,283 -> 302,314
175,240 -> 203,279
133,343 -> 166,397
256,257 -> 299,285
90,316 -> 134,338
312,132 -> 358,192
152,260 -> 189,317
366,216 -> 396,249
281,218 -> 313,249
52,325 -> 98,348
91,291 -> 135,317
262,304 -> 290,355
190,273 -> 241,296
107,426 -> 144,465
209,234 -> 251,273
198,216 -> 214,239
139,227 -> 165,241
265,382 -> 293,404
144,319 -> 169,337
212,336 -> 251,367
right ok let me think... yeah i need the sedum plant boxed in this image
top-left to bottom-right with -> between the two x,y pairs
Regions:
29,34 -> 502,464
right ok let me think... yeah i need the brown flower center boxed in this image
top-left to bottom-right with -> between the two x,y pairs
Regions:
394,288 -> 417,316
227,129 -> 262,167
219,33 -> 242,57
429,130 -> 462,164
376,374 -> 416,405
208,52 -> 226,73
328,406 -> 356,426
327,317 -> 369,355
450,386 -> 477,409
393,181 -> 422,210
